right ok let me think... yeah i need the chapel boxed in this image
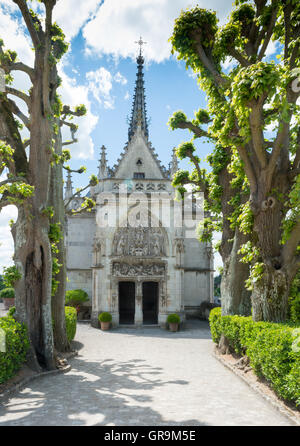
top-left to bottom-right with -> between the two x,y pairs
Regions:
64,44 -> 214,328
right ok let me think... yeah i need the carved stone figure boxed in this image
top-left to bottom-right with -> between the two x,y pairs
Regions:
113,226 -> 166,257
112,262 -> 165,277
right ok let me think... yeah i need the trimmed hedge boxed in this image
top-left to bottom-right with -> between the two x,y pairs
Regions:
167,314 -> 181,324
65,289 -> 89,307
0,316 -> 30,384
65,306 -> 77,342
0,288 -> 15,299
98,312 -> 112,323
209,307 -> 300,406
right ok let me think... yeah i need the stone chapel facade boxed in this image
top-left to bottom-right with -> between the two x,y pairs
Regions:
64,50 -> 214,328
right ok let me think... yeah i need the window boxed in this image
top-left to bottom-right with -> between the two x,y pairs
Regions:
136,159 -> 143,166
134,172 -> 145,179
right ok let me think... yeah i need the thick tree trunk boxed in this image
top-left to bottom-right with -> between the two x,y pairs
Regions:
251,265 -> 290,322
13,208 -> 55,371
50,120 -> 70,352
221,230 -> 252,316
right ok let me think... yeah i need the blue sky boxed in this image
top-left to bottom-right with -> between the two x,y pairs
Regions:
0,0 -> 239,273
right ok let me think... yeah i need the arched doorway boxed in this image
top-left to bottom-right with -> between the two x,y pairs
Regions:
142,282 -> 158,325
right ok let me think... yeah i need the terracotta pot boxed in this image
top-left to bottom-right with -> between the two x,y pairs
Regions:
169,322 -> 179,332
4,298 -> 15,310
100,321 -> 110,331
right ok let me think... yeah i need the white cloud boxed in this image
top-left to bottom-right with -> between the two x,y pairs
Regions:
82,0 -> 233,63
124,91 -> 130,100
59,70 -> 98,159
53,0 -> 101,42
114,72 -> 127,85
86,67 -> 114,109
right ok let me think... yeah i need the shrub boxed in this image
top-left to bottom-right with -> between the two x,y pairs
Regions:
7,306 -> 16,317
167,313 -> 180,324
209,308 -> 300,406
65,289 -> 89,307
65,306 -> 77,342
0,316 -> 30,384
98,312 -> 112,323
290,295 -> 300,323
0,288 -> 15,299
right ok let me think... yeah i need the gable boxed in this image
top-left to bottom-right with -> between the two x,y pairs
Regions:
113,131 -> 165,180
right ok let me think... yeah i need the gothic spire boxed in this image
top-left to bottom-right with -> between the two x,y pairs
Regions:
170,147 -> 179,177
98,145 -> 108,179
65,171 -> 73,199
128,37 -> 149,142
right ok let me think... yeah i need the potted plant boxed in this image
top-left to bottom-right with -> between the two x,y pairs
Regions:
0,288 -> 15,310
98,312 -> 112,330
167,313 -> 180,332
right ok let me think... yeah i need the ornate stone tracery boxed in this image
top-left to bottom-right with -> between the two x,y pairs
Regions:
113,262 -> 165,277
113,226 -> 166,257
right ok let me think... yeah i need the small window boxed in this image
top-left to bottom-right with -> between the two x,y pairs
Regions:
136,159 -> 143,166
134,172 -> 145,179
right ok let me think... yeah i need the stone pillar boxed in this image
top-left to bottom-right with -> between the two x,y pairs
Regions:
135,279 -> 143,326
111,278 -> 119,327
91,268 -> 100,328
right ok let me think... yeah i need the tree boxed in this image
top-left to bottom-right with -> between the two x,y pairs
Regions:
170,1 -> 300,322
169,109 -> 251,316
0,0 -> 75,370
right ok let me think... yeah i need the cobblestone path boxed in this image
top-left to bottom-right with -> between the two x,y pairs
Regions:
0,320 -> 294,426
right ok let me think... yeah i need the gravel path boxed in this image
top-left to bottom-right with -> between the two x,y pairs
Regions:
0,320 -> 294,426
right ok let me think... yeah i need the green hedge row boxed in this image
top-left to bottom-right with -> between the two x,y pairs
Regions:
0,316 -> 30,384
65,306 -> 77,342
209,307 -> 300,406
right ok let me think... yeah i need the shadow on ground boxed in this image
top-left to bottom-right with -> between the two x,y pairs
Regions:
0,355 -> 208,426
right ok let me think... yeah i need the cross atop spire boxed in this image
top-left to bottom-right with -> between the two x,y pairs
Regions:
128,37 -> 149,142
135,36 -> 147,56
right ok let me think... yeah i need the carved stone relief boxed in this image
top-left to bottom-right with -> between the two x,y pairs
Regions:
113,262 -> 165,277
113,226 -> 166,257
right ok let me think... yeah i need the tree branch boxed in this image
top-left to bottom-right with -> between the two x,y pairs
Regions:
257,2 -> 278,60
0,176 -> 27,187
64,184 -> 90,210
6,87 -> 30,108
175,120 -> 210,139
13,0 -> 41,49
6,98 -> 30,128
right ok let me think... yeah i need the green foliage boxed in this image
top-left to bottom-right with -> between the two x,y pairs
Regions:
289,271 -> 300,323
0,288 -> 15,299
0,316 -> 30,384
2,266 -> 21,288
7,306 -> 16,317
65,306 -> 77,342
166,313 -> 181,324
50,23 -> 69,62
0,275 -> 5,292
98,312 -> 112,323
49,223 -> 62,296
209,308 -> 300,405
65,289 -> 89,307
176,142 -> 196,159
168,111 -> 187,130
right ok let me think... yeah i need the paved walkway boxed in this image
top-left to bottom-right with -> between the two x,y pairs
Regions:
0,321 -> 294,426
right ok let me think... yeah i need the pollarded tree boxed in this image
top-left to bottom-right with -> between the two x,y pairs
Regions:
170,1 -> 300,322
169,109 -> 251,316
0,0 -> 93,369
